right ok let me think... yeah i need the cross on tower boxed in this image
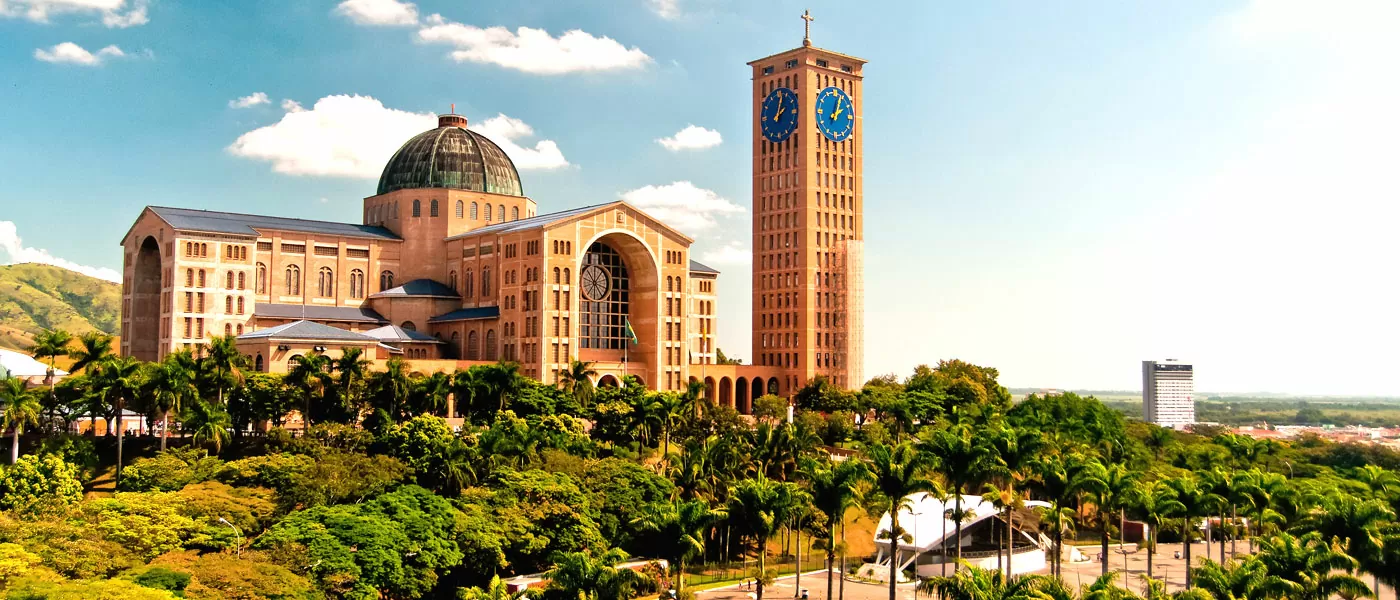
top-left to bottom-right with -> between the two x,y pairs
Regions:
801,9 -> 814,47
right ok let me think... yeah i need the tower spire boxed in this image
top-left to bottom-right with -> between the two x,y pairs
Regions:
801,9 -> 814,47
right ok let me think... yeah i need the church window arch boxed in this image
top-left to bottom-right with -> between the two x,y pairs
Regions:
186,268 -> 194,287
464,268 -> 474,297
511,206 -> 519,221
256,263 -> 266,294
238,272 -> 246,290
467,331 -> 479,360
430,199 -> 439,217
318,267 -> 334,297
470,202 -> 478,219
401,321 -> 416,332
456,200 -> 464,218
553,267 -> 561,284
225,323 -> 232,337
198,270 -> 206,288
485,329 -> 497,360
349,269 -> 365,299
481,267 -> 491,296
226,271 -> 235,289
255,354 -> 264,371
226,297 -> 233,313
284,265 -> 300,295
485,205 -> 493,222
237,297 -> 245,314
380,270 -> 394,291
449,270 -> 458,293
412,199 -> 422,217
579,242 -> 631,350
563,268 -> 571,285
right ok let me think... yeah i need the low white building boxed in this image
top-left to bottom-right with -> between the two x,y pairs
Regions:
862,492 -> 1051,582
0,348 -> 67,386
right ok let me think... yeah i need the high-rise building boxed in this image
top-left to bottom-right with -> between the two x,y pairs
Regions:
1143,359 -> 1195,428
748,10 -> 866,391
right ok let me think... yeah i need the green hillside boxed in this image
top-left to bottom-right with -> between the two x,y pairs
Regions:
0,263 -> 121,351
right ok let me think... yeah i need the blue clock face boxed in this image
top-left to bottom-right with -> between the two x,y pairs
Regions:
815,86 -> 855,142
760,87 -> 799,143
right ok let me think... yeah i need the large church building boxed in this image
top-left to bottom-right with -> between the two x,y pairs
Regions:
119,27 -> 865,408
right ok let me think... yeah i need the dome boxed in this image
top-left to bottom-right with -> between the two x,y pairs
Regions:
376,114 -> 524,197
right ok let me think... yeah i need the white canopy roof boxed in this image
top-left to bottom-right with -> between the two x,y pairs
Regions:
0,348 -> 67,379
873,492 -> 1051,552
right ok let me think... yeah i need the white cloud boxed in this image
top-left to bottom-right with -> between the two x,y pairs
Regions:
227,94 -> 569,178
647,0 -> 680,20
33,42 -> 124,66
657,125 -> 722,151
228,92 -> 270,109
1,0 -> 147,27
0,221 -> 121,283
417,15 -> 652,75
619,181 -> 743,235
701,241 -> 750,266
471,114 -> 570,170
335,0 -> 418,27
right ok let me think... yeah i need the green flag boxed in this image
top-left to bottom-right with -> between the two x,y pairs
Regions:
624,317 -> 638,345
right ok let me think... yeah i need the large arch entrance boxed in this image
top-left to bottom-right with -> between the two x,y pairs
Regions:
736,377 -> 750,414
577,230 -> 660,383
597,374 -> 621,388
719,376 -> 733,408
129,236 -> 162,361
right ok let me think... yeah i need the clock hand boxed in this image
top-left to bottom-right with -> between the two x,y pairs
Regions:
831,99 -> 844,121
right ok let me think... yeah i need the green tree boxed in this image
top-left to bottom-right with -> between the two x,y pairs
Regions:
802,457 -> 871,600
184,399 -> 233,453
545,548 -> 646,600
1130,480 -> 1185,583
866,441 -> 933,598
914,565 -> 1052,600
66,331 -> 114,375
631,498 -> 725,592
286,352 -> 332,429
0,454 -> 83,513
558,359 -> 599,408
201,334 -> 247,405
1188,557 -> 1268,600
1298,494 -> 1394,597
144,349 -> 198,451
1075,460 -> 1136,576
331,345 -> 372,420
90,355 -> 142,487
1257,532 -> 1372,600
921,423 -> 995,571
1164,475 -> 1222,588
727,475 -> 803,600
752,394 -> 787,423
1,377 -> 42,464
27,328 -> 71,434
382,415 -> 475,494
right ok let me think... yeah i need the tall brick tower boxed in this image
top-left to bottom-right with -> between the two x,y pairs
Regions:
748,11 -> 866,391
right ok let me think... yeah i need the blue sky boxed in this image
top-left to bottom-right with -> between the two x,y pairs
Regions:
2,0 -> 1397,395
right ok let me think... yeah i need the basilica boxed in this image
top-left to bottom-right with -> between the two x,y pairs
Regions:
119,29 -> 866,408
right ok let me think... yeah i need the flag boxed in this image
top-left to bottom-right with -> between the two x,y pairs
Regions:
624,317 -> 639,345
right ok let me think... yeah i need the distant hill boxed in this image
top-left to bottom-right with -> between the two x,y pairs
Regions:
0,263 -> 121,352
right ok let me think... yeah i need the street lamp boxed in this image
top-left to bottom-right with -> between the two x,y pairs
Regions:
218,517 -> 242,558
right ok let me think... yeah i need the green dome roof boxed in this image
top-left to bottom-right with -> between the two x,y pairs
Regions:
376,114 -> 524,197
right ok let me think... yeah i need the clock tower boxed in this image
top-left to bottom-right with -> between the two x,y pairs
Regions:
748,13 -> 866,391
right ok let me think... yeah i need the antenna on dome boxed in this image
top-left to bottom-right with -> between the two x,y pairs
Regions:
451,103 -> 455,114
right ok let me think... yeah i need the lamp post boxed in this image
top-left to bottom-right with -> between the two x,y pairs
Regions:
910,499 -> 925,582
218,517 -> 242,558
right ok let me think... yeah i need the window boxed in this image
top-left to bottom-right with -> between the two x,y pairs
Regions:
464,268 -> 474,297
817,59 -> 829,67
430,199 -> 439,217
563,268 -> 571,285
485,204 -> 493,222
198,270 -> 206,288
470,202 -> 479,219
467,331 -> 479,360
485,329 -> 497,360
763,65 -> 774,75
186,268 -> 194,287
285,265 -> 301,295
237,297 -> 245,314
225,297 -> 233,313
481,267 -> 491,296
350,269 -> 365,299
785,59 -> 798,68
412,199 -> 422,217
579,242 -> 632,350
256,263 -> 266,293
493,205 -> 502,222
511,206 -> 519,221
380,270 -> 394,291
318,267 -> 334,297
238,272 -> 246,290
226,271 -> 234,289
401,321 -> 416,332
553,267 -> 561,284
456,200 -> 464,218
449,270 -> 458,292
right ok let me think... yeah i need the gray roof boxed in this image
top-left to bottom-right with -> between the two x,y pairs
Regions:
371,278 -> 459,298
427,306 -> 501,323
237,320 -> 378,343
253,303 -> 387,324
445,203 -> 613,239
149,206 -> 400,241
364,325 -> 444,344
689,259 -> 720,275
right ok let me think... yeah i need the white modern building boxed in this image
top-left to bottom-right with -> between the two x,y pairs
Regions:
860,492 -> 1051,582
0,348 -> 67,386
1143,359 -> 1195,428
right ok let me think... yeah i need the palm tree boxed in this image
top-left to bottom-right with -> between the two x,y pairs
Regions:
915,564 -> 1052,600
546,548 -> 647,600
986,427 -> 1041,579
27,328 -> 71,434
482,361 -> 522,414
285,352 -> 331,429
412,371 -> 452,416
1257,532 -> 1372,600
1199,468 -> 1235,564
0,377 -> 42,463
201,334 -> 247,405
557,359 -> 598,408
980,483 -> 1025,580
460,575 -> 530,600
1030,453 -> 1079,578
649,392 -> 686,461
1189,557 -> 1268,600
1130,480 -> 1185,584
331,346 -> 371,418
922,423 -> 996,572
184,399 -> 233,453
631,498 -> 727,593
867,441 -> 932,599
450,368 -> 481,422
1164,475 -> 1222,588
1299,494 -> 1394,597
145,349 -> 198,450
67,331 -> 114,375
1075,461 -> 1136,577
91,355 -> 142,487
803,457 -> 872,600
728,475 -> 803,600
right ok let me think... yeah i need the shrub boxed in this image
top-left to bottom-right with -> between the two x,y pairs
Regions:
119,448 -> 224,493
131,566 -> 192,595
0,455 -> 83,514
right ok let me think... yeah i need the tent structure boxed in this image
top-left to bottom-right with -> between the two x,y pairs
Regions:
0,348 -> 67,385
861,492 -> 1053,582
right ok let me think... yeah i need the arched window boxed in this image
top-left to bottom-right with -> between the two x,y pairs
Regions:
401,321 -> 416,332
226,271 -> 235,289
485,329 -> 497,360
579,242 -> 631,350
484,204 -> 493,222
481,267 -> 491,296
185,268 -> 194,287
393,200 -> 399,217
511,206 -> 519,221
380,270 -> 394,291
256,263 -> 266,293
430,199 -> 439,217
237,272 -> 246,290
225,323 -> 232,337
563,268 -> 571,285
553,267 -> 561,284
467,331 -> 479,360
456,200 -> 464,218
470,202 -> 478,219
666,276 -> 673,292
349,269 -> 365,299
198,270 -> 206,287
412,199 -> 422,217
318,267 -> 334,297
236,324 -> 243,335
255,354 -> 264,372
464,268 -> 474,297
497,205 -> 505,222
237,297 -> 245,314
225,297 -> 233,313
285,265 -> 300,295
449,270 -> 458,292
